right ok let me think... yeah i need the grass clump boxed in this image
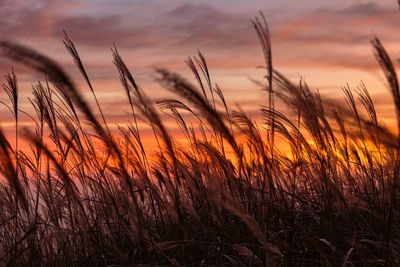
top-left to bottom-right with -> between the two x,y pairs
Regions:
0,14 -> 399,266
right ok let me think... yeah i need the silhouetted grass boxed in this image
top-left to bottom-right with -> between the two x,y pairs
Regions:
0,14 -> 399,266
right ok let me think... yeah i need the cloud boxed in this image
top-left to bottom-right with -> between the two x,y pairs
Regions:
51,3 -> 252,51
3,1 -> 399,71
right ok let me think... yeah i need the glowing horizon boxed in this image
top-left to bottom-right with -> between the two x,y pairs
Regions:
1,0 -> 400,148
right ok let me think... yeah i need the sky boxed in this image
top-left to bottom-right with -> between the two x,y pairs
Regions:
0,0 -> 400,143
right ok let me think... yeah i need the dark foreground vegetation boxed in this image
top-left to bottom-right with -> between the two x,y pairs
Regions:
0,14 -> 399,266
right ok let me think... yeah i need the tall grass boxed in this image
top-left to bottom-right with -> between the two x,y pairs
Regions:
0,14 -> 399,266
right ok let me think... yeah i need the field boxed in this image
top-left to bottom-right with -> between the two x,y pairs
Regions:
0,14 -> 399,266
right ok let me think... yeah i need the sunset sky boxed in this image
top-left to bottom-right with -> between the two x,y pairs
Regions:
1,0 -> 400,141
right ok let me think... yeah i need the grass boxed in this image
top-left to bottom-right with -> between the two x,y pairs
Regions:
0,14 -> 399,266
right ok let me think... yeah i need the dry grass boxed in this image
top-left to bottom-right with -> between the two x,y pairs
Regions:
0,14 -> 399,266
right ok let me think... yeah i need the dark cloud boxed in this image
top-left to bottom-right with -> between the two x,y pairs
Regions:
0,1 -> 45,39
276,3 -> 399,44
49,2 -> 400,72
3,1 -> 399,70
51,3 -> 253,52
336,2 -> 386,16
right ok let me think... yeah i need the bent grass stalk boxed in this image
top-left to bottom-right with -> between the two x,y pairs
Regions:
0,13 -> 398,266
